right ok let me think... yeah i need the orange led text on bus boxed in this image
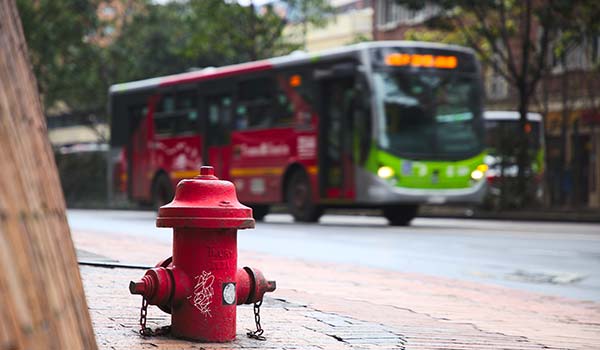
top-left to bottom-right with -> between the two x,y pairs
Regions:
289,74 -> 302,87
385,53 -> 458,69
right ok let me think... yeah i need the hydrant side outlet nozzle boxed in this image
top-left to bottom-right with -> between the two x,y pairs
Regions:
129,280 -> 145,294
129,268 -> 173,306
131,263 -> 277,311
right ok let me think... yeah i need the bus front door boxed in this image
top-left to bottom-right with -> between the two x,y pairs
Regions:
319,77 -> 356,201
128,105 -> 153,202
204,94 -> 233,179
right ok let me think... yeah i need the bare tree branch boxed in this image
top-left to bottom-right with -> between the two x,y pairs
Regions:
498,0 -> 521,82
470,4 -> 520,81
454,13 -> 516,85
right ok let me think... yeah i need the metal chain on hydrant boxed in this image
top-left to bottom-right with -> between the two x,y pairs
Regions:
139,297 -> 265,340
246,300 -> 266,341
139,297 -> 171,337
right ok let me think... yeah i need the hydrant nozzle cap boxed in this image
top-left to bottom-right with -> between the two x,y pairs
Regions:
157,165 -> 255,229
129,280 -> 145,295
200,166 -> 213,175
196,166 -> 218,180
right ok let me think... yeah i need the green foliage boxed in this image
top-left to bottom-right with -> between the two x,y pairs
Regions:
105,1 -> 194,82
348,34 -> 372,45
17,0 -> 100,110
403,28 -> 469,47
549,1 -> 600,68
182,0 -> 300,64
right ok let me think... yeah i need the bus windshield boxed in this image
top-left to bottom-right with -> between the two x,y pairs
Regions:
374,70 -> 483,160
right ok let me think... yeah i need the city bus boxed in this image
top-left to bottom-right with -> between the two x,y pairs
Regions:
483,111 -> 545,206
109,41 -> 487,225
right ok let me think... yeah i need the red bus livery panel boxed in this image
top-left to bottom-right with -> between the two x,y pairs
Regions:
230,128 -> 318,204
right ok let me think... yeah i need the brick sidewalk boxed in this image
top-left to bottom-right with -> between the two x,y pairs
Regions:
74,230 -> 600,350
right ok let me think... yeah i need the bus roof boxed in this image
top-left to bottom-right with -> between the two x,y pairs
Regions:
109,41 -> 475,95
484,111 -> 543,122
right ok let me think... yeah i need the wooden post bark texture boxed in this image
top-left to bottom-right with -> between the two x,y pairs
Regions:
0,1 -> 97,349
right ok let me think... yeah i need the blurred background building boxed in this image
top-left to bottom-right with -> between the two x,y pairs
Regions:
284,0 -> 373,52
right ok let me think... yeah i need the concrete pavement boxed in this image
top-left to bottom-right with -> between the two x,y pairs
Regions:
73,229 -> 600,350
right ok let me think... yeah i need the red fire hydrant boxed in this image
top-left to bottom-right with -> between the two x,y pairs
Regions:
129,166 -> 276,342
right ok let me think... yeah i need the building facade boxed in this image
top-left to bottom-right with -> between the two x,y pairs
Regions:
284,0 -> 374,52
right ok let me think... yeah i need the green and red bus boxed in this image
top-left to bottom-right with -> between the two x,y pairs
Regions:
109,41 -> 487,225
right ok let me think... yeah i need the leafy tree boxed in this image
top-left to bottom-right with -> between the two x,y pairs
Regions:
107,0 -> 302,82
183,0 -> 300,64
16,0 -> 100,111
105,1 -> 193,82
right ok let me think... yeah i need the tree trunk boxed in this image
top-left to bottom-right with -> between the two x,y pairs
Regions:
0,1 -> 97,349
516,0 -> 533,206
559,54 -> 570,206
517,85 -> 530,205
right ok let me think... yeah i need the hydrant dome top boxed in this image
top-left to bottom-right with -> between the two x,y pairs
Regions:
156,166 -> 255,229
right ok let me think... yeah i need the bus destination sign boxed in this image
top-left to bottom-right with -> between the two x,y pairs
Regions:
385,53 -> 458,69
372,47 -> 477,73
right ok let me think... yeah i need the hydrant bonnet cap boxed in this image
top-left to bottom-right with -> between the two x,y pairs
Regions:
156,166 -> 255,229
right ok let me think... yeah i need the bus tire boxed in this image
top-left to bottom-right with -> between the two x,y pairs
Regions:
286,170 -> 322,223
152,173 -> 174,210
383,204 -> 418,226
251,205 -> 270,221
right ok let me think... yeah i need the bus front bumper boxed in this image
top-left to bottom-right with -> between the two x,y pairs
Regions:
355,168 -> 488,205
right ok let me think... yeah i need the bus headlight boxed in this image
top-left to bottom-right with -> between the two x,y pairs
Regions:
470,164 -> 488,181
377,166 -> 395,179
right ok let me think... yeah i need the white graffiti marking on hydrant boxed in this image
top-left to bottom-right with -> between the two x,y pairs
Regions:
188,271 -> 215,317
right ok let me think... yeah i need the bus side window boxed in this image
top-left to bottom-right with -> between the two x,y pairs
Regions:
276,72 -> 315,128
207,95 -> 232,145
157,93 -> 175,113
174,89 -> 199,135
154,89 -> 199,137
154,117 -> 174,136
236,77 -> 273,130
271,75 -> 297,127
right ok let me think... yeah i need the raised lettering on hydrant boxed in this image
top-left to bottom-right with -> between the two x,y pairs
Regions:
129,166 -> 276,342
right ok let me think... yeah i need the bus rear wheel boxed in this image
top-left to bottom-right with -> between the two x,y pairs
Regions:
152,173 -> 174,210
383,204 -> 418,226
286,170 -> 322,223
251,205 -> 270,221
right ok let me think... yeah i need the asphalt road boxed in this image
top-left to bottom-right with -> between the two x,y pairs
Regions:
67,209 -> 600,302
